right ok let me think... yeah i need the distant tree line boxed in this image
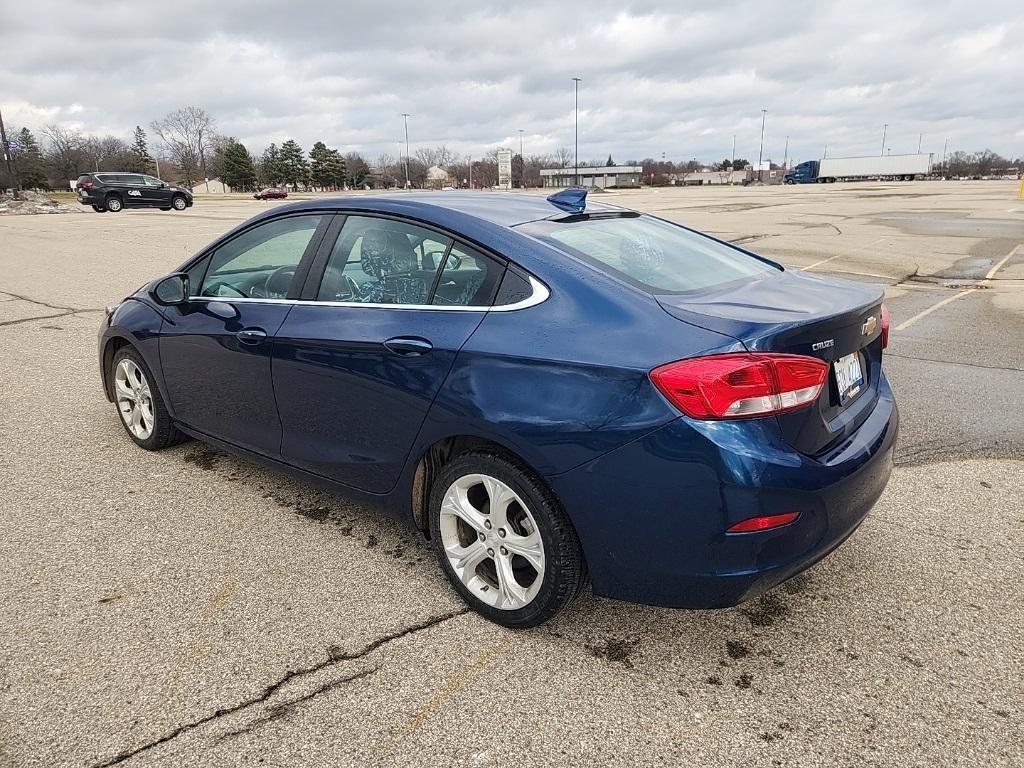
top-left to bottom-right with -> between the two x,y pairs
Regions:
2,105 -> 1020,192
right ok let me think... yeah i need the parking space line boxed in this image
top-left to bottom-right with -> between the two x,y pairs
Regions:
985,243 -> 1021,280
802,236 -> 886,271
894,289 -> 978,331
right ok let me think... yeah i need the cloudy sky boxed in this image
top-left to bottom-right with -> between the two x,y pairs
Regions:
2,0 -> 1022,165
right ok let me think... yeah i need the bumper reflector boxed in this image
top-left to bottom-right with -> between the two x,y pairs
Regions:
727,511 -> 801,533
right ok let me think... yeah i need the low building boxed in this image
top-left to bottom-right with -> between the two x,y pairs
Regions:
677,169 -> 752,186
540,166 -> 643,189
190,178 -> 232,194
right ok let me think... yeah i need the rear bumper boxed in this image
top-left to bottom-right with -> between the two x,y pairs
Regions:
549,374 -> 898,609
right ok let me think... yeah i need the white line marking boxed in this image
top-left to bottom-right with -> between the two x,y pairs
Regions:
802,237 -> 886,271
985,243 -> 1021,280
894,289 -> 977,331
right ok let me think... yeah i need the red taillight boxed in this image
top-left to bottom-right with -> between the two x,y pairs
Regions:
880,303 -> 890,349
727,511 -> 800,533
650,353 -> 829,419
80,180 -> 94,189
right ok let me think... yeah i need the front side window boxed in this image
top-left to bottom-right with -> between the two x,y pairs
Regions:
200,215 -> 324,299
519,215 -> 778,294
142,175 -> 164,187
317,216 -> 450,305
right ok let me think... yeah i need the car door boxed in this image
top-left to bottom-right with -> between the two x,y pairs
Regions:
272,214 -> 504,493
159,212 -> 331,456
120,174 -> 147,207
140,174 -> 171,206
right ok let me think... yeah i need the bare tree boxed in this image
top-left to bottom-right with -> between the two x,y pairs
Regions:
41,124 -> 90,183
554,147 -> 574,168
150,106 -> 216,188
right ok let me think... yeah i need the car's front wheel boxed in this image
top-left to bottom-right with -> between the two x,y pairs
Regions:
429,452 -> 587,628
111,346 -> 186,450
172,195 -> 187,210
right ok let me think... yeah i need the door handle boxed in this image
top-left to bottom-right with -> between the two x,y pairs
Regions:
236,328 -> 268,345
384,336 -> 433,357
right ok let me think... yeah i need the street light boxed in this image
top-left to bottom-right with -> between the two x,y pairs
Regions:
572,77 -> 582,187
519,129 -> 525,189
757,109 -> 767,183
880,123 -> 888,157
401,113 -> 412,189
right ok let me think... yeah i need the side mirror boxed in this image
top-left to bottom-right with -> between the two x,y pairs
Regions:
152,273 -> 189,305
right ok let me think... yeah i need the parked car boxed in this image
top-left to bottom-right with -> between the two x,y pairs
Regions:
76,172 -> 192,212
254,187 -> 288,200
98,189 -> 897,627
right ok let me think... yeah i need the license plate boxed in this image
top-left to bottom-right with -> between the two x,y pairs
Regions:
834,352 -> 864,404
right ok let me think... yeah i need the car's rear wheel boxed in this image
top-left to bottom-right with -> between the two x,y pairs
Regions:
105,195 -> 123,212
111,346 -> 186,450
429,452 -> 587,628
172,195 -> 187,211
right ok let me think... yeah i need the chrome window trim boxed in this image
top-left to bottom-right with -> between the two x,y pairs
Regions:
187,276 -> 549,312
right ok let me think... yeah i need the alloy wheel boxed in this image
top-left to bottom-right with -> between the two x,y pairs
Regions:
114,358 -> 154,440
439,473 -> 545,610
173,196 -> 186,210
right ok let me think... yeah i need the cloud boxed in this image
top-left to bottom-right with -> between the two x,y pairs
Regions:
1,0 -> 1022,163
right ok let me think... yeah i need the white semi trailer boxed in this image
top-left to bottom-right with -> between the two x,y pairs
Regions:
785,153 -> 934,183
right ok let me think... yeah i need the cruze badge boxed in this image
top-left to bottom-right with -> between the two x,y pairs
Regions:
811,339 -> 835,351
862,316 -> 877,336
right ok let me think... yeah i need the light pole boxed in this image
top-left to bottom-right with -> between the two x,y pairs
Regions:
518,129 -> 525,189
572,77 -> 582,186
941,137 -> 948,176
401,113 -> 411,189
757,109 -> 767,183
917,133 -> 923,153
783,135 -> 789,169
880,123 -> 888,157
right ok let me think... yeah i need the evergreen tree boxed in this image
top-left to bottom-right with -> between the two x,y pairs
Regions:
221,140 -> 257,191
324,147 -> 346,189
260,143 -> 284,185
606,154 -> 615,166
309,141 -> 332,189
14,127 -> 49,190
128,126 -> 154,174
278,139 -> 309,186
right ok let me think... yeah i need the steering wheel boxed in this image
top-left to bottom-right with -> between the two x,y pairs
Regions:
264,266 -> 296,299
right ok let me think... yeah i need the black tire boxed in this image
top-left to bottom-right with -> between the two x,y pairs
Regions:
171,194 -> 187,211
105,194 -> 123,212
110,345 -> 188,451
92,204 -> 107,212
428,451 -> 587,628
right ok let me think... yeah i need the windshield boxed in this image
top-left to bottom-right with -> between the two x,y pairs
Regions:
519,215 -> 778,293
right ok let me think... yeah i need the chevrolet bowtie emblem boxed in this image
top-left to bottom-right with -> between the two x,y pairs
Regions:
862,316 -> 877,336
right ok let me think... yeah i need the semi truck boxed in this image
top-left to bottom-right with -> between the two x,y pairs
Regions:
784,153 -> 934,183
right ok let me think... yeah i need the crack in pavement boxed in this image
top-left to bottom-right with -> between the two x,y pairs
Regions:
88,607 -> 469,767
0,288 -> 103,327
216,666 -> 380,744
885,352 -> 1024,373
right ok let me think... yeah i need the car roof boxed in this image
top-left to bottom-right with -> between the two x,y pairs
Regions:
279,191 -> 627,228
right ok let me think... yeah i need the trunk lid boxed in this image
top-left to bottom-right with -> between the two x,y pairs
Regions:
657,269 -> 885,457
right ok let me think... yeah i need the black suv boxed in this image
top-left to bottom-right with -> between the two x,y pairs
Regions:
76,172 -> 193,213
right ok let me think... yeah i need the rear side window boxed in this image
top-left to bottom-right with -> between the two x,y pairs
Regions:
519,215 -> 777,294
431,243 -> 502,307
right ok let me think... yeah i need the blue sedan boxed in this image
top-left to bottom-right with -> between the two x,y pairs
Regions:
98,189 -> 897,627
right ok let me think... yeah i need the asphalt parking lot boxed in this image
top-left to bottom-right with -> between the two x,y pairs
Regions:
1,181 -> 1022,767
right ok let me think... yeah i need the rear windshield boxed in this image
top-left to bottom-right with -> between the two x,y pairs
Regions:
518,215 -> 778,294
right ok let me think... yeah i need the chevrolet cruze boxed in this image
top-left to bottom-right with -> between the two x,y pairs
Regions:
98,189 -> 897,627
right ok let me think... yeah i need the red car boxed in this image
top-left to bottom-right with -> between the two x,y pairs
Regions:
253,188 -> 288,200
